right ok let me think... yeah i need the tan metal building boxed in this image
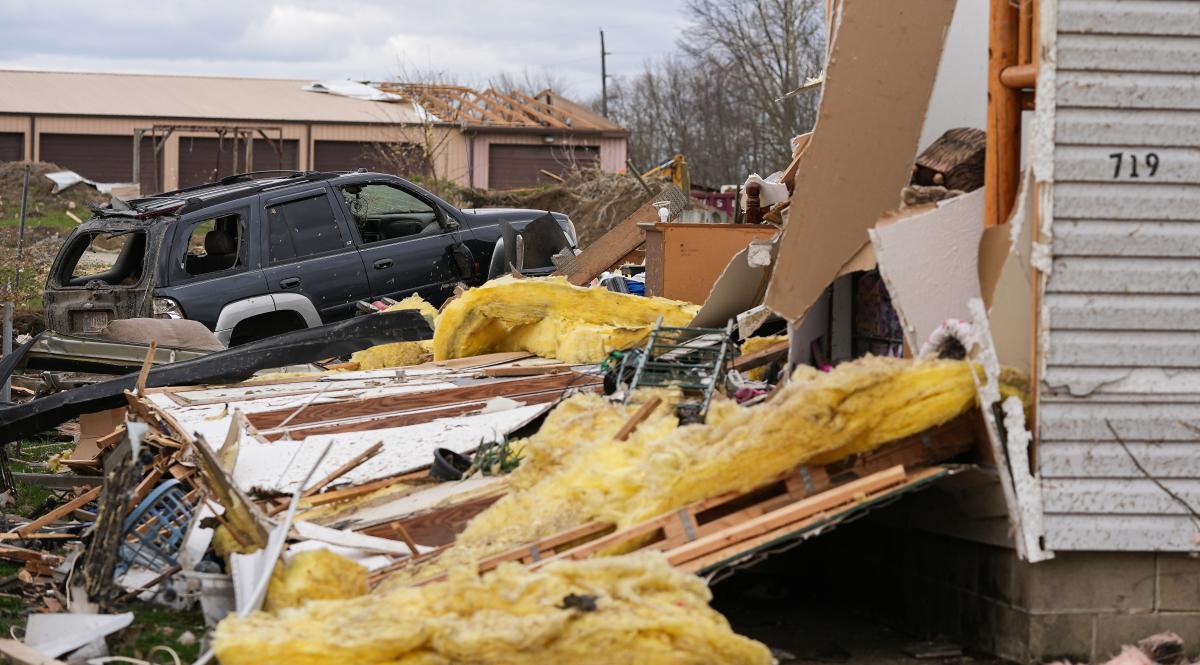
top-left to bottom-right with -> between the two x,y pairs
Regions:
0,70 -> 628,194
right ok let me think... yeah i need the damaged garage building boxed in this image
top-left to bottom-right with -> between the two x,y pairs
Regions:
0,70 -> 628,193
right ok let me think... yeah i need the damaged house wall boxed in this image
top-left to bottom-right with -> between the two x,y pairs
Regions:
1038,0 -> 1200,551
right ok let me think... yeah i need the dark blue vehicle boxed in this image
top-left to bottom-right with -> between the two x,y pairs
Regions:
44,170 -> 576,346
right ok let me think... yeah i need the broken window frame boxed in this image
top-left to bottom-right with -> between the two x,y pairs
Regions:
52,228 -> 149,289
171,207 -> 250,282
336,181 -> 448,247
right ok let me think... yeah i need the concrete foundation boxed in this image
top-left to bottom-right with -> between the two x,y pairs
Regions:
750,482 -> 1200,664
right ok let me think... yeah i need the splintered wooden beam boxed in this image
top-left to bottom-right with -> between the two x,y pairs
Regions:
16,486 -> 102,536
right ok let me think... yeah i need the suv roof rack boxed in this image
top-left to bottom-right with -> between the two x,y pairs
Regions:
218,170 -> 305,184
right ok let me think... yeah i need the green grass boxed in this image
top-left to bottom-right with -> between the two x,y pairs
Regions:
110,603 -> 207,662
7,437 -> 75,518
0,211 -> 80,233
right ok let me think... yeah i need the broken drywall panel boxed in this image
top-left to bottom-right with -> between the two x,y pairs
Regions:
233,403 -> 551,495
968,297 -> 1053,563
764,0 -> 957,321
869,190 -> 985,351
24,612 -> 133,658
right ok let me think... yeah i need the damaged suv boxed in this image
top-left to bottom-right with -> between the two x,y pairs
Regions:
45,170 -> 576,346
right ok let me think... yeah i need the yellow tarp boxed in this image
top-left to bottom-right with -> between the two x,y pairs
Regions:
433,276 -> 699,363
389,356 -> 977,586
215,552 -> 772,665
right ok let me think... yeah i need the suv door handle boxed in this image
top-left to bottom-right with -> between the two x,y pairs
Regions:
373,259 -> 394,270
279,277 -> 301,289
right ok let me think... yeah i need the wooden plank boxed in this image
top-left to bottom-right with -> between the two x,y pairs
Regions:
301,469 -> 428,507
664,465 -> 907,566
262,384 -> 596,441
15,486 -> 101,536
0,545 -> 62,564
0,639 -> 68,665
677,466 -> 947,572
364,492 -> 505,547
430,352 -> 534,370
553,197 -> 663,286
247,371 -> 593,430
986,0 -> 1021,227
482,365 -> 572,377
135,340 -> 158,395
731,340 -> 789,372
613,396 -> 663,441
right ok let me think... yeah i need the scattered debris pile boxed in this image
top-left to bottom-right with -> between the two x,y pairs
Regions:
459,169 -> 649,247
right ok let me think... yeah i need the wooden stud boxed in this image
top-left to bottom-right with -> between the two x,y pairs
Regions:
663,466 -> 906,565
135,340 -> 158,396
614,396 -> 663,441
986,0 -> 1021,228
731,340 -> 790,373
299,441 -> 384,500
15,486 -> 101,536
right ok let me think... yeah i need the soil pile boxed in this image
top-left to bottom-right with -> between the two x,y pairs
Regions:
0,161 -> 109,229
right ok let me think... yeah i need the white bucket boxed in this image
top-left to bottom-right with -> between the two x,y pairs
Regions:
180,570 -> 235,629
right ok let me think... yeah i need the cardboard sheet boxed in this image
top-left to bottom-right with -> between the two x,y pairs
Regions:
763,0 -> 957,321
869,190 -> 985,351
980,170 -> 1035,374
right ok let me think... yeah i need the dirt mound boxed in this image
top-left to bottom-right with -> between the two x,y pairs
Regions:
0,161 -> 109,229
458,169 -> 650,247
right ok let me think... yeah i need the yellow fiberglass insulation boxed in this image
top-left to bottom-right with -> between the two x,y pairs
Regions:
740,334 -> 788,380
386,356 -> 977,587
433,276 -> 699,363
265,549 -> 368,612
214,551 -> 773,665
351,295 -> 439,370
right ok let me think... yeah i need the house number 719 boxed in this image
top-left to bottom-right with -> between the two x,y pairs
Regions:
1109,152 -> 1159,178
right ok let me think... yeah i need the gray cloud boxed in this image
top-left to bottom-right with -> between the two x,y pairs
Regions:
0,0 -> 688,98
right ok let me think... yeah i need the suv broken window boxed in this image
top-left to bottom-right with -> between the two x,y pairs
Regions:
340,183 -> 438,244
58,230 -> 147,287
267,194 -> 346,263
183,213 -> 243,276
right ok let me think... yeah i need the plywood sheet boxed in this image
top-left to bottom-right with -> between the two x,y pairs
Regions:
764,0 -> 957,320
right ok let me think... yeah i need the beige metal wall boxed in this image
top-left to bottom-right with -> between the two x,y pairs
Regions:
0,116 -> 33,160
1,114 -> 622,191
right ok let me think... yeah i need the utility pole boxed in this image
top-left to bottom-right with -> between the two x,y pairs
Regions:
599,29 -> 611,117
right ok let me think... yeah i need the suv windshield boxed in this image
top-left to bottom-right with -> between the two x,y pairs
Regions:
57,230 -> 147,288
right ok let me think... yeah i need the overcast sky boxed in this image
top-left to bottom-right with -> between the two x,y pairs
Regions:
0,0 -> 688,100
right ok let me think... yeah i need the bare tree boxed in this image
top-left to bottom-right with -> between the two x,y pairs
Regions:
489,67 -> 575,97
603,0 -> 825,186
374,65 -> 470,198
